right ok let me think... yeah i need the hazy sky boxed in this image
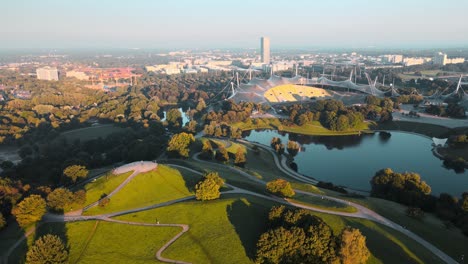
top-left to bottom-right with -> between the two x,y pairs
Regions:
2,0 -> 468,49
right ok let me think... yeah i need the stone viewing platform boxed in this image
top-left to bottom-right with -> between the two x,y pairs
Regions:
113,161 -> 158,175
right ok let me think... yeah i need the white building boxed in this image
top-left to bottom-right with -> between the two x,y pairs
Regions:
382,54 -> 403,64
403,57 -> 432,66
433,52 -> 465,65
433,52 -> 448,65
36,67 -> 59,81
66,70 -> 88,80
261,37 -> 270,64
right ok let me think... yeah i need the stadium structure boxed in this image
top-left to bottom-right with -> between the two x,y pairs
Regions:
223,68 -> 392,106
214,69 -> 468,108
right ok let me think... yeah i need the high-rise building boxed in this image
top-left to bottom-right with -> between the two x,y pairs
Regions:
36,67 -> 59,80
433,52 -> 447,65
433,52 -> 465,65
261,37 -> 270,64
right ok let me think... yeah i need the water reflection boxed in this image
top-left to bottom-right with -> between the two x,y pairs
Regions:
244,130 -> 468,196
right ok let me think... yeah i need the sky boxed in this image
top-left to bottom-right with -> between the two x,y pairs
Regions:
2,0 -> 468,49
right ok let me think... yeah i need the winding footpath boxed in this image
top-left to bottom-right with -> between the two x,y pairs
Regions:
4,150 -> 460,264
193,141 -> 458,264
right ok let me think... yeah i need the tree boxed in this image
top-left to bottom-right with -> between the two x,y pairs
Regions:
0,213 -> 5,230
26,234 -> 68,264
462,192 -> 468,212
63,165 -> 89,183
195,173 -> 224,201
266,179 -> 295,198
166,132 -> 195,158
47,188 -> 74,212
234,148 -> 246,167
338,227 -> 370,264
204,172 -> 225,187
270,137 -> 281,149
185,120 -> 197,133
215,146 -> 229,162
166,108 -> 182,128
286,141 -> 300,157
274,143 -> 285,155
12,195 -> 46,227
255,226 -> 306,264
406,207 -> 425,220
196,98 -> 206,111
200,140 -> 214,160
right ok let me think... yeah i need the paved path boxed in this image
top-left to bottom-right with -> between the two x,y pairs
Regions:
394,107 -> 468,128
83,161 -> 157,210
5,157 -> 459,264
192,145 -> 458,264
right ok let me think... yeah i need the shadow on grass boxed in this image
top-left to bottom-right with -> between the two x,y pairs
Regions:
1,219 -> 27,264
226,198 -> 270,261
178,169 -> 203,192
343,219 -> 422,264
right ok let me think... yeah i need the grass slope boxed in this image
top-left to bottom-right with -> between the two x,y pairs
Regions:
83,171 -> 133,206
289,193 -> 357,213
116,195 -> 275,264
114,194 -> 444,264
85,165 -> 201,215
16,221 -> 179,264
345,196 -> 468,262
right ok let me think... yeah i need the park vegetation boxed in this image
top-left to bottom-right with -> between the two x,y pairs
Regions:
255,206 -> 370,264
46,188 -> 86,212
12,194 -> 46,227
195,172 -> 225,201
26,234 -> 68,264
166,132 -> 195,158
63,165 -> 89,183
371,168 -> 468,236
266,179 -> 295,198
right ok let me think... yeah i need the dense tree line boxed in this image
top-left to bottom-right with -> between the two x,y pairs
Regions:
425,103 -> 466,118
8,122 -> 166,186
370,168 -> 468,236
255,206 -> 370,264
279,99 -> 370,131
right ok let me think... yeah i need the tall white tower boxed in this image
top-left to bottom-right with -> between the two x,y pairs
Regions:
261,37 -> 270,64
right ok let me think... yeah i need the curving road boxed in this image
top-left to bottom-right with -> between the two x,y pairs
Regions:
192,142 -> 458,264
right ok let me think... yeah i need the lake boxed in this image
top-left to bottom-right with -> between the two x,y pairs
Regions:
244,130 -> 468,196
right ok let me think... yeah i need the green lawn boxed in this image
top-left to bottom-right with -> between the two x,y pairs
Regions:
344,196 -> 468,262
60,124 -> 124,142
114,194 -> 443,264
84,165 -> 201,215
202,138 -> 247,155
83,171 -> 133,206
373,120 -> 453,138
15,221 -> 179,264
116,195 -> 276,263
232,118 -> 370,136
289,193 -> 358,213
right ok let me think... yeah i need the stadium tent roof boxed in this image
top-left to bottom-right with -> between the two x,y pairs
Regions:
230,75 -> 387,103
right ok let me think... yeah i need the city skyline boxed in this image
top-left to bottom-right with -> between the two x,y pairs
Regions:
2,0 -> 468,49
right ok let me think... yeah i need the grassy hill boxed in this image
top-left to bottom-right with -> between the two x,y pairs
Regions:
84,165 -> 201,215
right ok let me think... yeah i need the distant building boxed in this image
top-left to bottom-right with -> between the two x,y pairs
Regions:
433,52 -> 448,65
36,67 -> 59,81
13,90 -> 32,100
403,57 -> 432,66
382,54 -> 403,64
433,52 -> 465,65
261,37 -> 270,64
66,70 -> 88,80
